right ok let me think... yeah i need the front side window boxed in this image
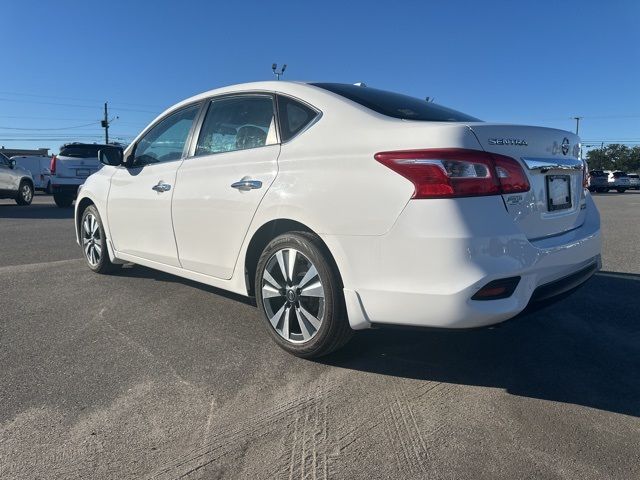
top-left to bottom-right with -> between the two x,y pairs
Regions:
133,104 -> 200,167
195,95 -> 277,156
277,95 -> 319,142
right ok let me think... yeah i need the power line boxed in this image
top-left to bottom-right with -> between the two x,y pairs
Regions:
0,90 -> 165,109
0,122 -> 101,131
0,97 -> 159,114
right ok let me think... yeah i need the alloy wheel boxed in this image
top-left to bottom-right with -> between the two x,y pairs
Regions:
21,184 -> 32,203
261,248 -> 325,343
82,213 -> 102,266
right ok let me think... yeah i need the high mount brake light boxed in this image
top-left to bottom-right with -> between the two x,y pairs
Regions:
374,148 -> 530,199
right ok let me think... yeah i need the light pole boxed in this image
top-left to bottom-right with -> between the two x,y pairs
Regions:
272,63 -> 287,80
573,116 -> 582,135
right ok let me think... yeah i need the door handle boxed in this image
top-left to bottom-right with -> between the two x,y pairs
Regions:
152,182 -> 171,193
231,178 -> 262,191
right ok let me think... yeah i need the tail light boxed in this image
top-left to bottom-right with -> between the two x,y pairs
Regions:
374,148 -> 530,199
49,155 -> 57,175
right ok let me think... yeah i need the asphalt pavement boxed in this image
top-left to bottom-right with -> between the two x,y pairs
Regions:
1,192 -> 639,479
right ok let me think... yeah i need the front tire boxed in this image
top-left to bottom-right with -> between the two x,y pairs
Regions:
15,181 -> 33,205
53,193 -> 74,208
255,232 -> 352,358
80,206 -> 118,274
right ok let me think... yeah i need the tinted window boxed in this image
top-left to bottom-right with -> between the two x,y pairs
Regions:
589,170 -> 605,177
195,95 -> 277,156
628,174 -> 639,179
277,96 -> 319,142
59,144 -> 102,158
133,104 -> 199,167
612,171 -> 628,178
0,152 -> 9,165
311,83 -> 480,122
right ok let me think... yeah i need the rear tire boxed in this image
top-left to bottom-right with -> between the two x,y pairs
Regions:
255,232 -> 352,358
80,205 -> 118,274
617,188 -> 626,193
15,181 -> 34,205
53,193 -> 74,208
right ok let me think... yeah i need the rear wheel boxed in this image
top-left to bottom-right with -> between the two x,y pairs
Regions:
15,181 -> 33,205
53,193 -> 74,208
617,188 -> 626,193
80,206 -> 118,274
255,232 -> 352,358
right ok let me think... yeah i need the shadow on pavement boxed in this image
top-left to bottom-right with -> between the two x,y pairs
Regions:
321,271 -> 640,418
0,200 -> 74,219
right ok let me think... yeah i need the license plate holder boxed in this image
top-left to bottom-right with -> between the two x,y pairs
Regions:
76,168 -> 90,177
546,174 -> 572,211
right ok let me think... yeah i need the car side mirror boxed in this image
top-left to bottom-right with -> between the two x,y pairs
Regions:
98,146 -> 123,166
9,159 -> 16,169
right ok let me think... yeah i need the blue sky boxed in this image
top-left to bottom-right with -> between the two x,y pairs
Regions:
1,0 -> 638,153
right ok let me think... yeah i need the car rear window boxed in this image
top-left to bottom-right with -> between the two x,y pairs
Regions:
612,171 -> 628,178
311,83 -> 480,122
627,174 -> 638,179
589,170 -> 606,177
59,144 -> 102,158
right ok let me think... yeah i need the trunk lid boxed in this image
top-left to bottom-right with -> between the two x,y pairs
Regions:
55,144 -> 103,178
468,124 -> 585,240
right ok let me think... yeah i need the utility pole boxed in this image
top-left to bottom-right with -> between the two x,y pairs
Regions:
101,102 -> 110,144
573,116 -> 582,135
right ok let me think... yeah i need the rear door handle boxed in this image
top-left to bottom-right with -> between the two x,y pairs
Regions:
231,178 -> 262,191
152,181 -> 171,193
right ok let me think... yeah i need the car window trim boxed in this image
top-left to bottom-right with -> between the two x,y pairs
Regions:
127,101 -> 205,168
184,92 -> 279,160
275,93 -> 322,145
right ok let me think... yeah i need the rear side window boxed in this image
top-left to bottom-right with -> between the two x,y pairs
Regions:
195,95 -> 277,156
59,144 -> 102,158
311,83 -> 480,122
276,95 -> 319,142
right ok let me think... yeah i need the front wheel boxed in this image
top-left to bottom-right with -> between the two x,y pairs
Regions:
255,232 -> 352,358
80,206 -> 118,274
53,193 -> 74,208
15,181 -> 34,205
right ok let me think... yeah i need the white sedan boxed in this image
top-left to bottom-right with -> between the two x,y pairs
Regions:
74,81 -> 601,357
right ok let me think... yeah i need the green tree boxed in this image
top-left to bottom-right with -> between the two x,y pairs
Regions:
586,144 -> 640,173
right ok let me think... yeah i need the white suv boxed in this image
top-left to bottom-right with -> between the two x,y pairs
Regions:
606,170 -> 631,193
49,143 -> 104,207
628,173 -> 639,190
74,81 -> 601,357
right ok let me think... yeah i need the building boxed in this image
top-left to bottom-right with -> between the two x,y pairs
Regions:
0,146 -> 50,158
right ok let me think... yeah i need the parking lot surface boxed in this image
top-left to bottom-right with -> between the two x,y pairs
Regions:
1,192 -> 639,479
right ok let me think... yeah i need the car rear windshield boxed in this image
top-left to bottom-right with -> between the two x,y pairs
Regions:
612,171 -> 628,178
589,170 -> 606,177
311,83 -> 480,122
59,144 -> 102,158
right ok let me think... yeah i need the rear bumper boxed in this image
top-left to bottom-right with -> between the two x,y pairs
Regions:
325,194 -> 601,330
50,177 -> 84,196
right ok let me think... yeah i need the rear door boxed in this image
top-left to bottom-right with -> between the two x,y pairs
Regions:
469,124 -> 584,240
171,94 -> 280,279
107,104 -> 201,267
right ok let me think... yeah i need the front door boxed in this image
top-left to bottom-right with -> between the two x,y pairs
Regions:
107,104 -> 200,267
172,94 -> 280,279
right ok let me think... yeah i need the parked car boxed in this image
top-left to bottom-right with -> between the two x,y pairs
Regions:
74,81 -> 601,357
587,170 -> 609,192
0,152 -> 35,205
49,143 -> 104,207
606,170 -> 630,193
627,173 -> 639,190
12,155 -> 51,191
